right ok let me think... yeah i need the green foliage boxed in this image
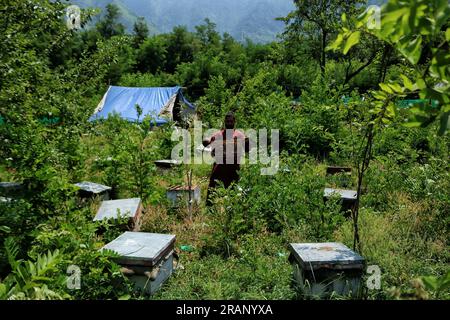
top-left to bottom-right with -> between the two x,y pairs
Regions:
96,4 -> 125,39
422,271 -> 450,299
134,35 -> 168,74
84,115 -> 174,202
70,249 -> 132,300
1,238 -> 67,300
330,0 -> 450,134
119,72 -> 173,88
0,0 -> 448,301
203,157 -> 345,259
132,17 -> 149,49
280,0 -> 365,73
196,75 -> 234,126
154,234 -> 294,300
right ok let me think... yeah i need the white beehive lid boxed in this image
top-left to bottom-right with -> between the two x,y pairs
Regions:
289,242 -> 365,270
323,188 -> 357,200
101,231 -> 176,267
154,160 -> 182,167
94,198 -> 141,222
75,181 -> 111,194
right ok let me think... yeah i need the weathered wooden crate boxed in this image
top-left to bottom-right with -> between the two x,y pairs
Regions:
74,181 -> 111,200
154,159 -> 182,169
93,198 -> 143,231
101,231 -> 176,295
289,242 -> 365,299
326,166 -> 352,176
323,187 -> 357,213
0,182 -> 23,197
167,185 -> 201,206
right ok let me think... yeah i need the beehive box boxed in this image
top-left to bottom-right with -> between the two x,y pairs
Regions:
154,159 -> 182,169
0,182 -> 23,197
167,185 -> 201,206
74,181 -> 111,200
101,231 -> 176,295
323,187 -> 357,213
289,242 -> 365,298
93,198 -> 143,231
326,166 -> 352,175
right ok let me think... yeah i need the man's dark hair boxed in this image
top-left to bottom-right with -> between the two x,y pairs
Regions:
225,112 -> 235,120
224,111 -> 236,130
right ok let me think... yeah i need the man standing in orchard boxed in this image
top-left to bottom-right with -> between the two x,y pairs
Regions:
202,112 -> 250,205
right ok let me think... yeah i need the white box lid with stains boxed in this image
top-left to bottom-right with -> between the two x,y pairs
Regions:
101,231 -> 176,267
289,242 -> 365,271
323,188 -> 357,200
94,198 -> 141,221
75,181 -> 111,194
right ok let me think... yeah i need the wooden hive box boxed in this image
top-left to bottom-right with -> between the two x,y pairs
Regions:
326,166 -> 352,176
154,159 -> 182,169
289,242 -> 365,299
323,187 -> 357,214
93,198 -> 143,231
0,182 -> 24,198
101,231 -> 176,295
166,185 -> 201,206
74,181 -> 112,200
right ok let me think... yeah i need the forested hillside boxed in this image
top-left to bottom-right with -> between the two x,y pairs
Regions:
0,0 -> 449,301
71,0 -> 294,43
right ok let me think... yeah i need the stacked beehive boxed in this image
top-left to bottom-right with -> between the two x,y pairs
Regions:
74,180 -> 177,296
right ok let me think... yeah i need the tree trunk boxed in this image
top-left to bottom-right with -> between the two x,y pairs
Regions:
352,99 -> 390,253
352,124 -> 374,253
320,30 -> 327,75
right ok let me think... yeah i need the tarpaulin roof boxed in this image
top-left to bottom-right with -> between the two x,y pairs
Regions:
89,86 -> 195,125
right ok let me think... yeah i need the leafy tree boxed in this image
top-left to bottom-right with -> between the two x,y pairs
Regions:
330,0 -> 450,133
0,0 -> 127,250
280,0 -> 364,75
222,32 -> 238,54
195,18 -> 221,52
132,17 -> 149,49
329,0 -> 450,251
103,36 -> 135,85
135,35 -> 168,74
165,26 -> 197,73
96,4 -> 125,39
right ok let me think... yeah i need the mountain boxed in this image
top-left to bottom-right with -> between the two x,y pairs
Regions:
69,0 -> 295,43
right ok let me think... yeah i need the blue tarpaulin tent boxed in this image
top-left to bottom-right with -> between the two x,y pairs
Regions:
89,86 -> 195,125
